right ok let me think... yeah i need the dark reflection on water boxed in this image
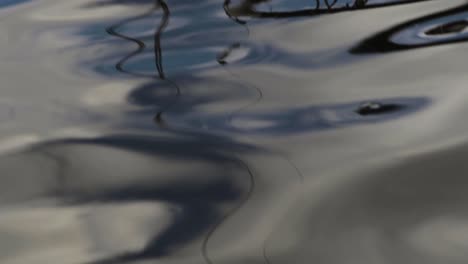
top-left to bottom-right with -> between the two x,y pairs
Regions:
224,0 -> 433,19
104,3 -> 159,78
356,101 -> 404,116
87,0 -> 447,83
92,6 -> 245,76
172,97 -> 429,135
352,4 -> 468,53
103,0 -> 182,125
127,76 -> 257,111
4,132 -> 256,264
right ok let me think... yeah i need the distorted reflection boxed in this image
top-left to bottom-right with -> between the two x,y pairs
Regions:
425,20 -> 468,36
217,43 -> 242,65
0,132 -> 256,264
352,3 -> 468,53
90,0 -> 247,77
224,0 -> 433,19
356,101 -> 403,116
165,97 -> 429,135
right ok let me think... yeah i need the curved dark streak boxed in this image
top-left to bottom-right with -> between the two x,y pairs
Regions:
154,0 -> 181,128
425,20 -> 468,36
140,125 -> 257,264
152,0 -> 182,127
154,0 -> 169,79
261,153 -> 304,264
224,0 -> 246,25
224,0 -> 251,36
214,18 -> 301,264
154,79 -> 181,126
214,6 -> 263,262
281,154 -> 304,183
105,0 -> 180,126
224,66 -> 264,124
216,43 -> 241,65
220,2 -> 264,136
231,0 -> 432,19
215,43 -> 264,123
351,3 -> 468,53
201,158 -> 256,264
105,4 -> 158,75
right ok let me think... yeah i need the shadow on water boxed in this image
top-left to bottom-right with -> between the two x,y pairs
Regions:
1,132 -> 257,264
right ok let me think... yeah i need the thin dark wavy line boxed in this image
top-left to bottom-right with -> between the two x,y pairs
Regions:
154,0 -> 169,79
105,3 -> 257,264
223,65 -> 263,124
201,158 -> 256,264
216,43 -> 263,122
262,153 -> 304,264
217,5 -> 264,264
105,4 -> 158,75
154,78 -> 181,126
105,0 -> 180,126
153,0 -> 181,127
219,2 -> 263,127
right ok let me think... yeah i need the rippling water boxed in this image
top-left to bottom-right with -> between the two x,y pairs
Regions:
2,0 -> 468,263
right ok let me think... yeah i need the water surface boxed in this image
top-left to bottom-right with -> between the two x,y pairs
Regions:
0,0 -> 467,263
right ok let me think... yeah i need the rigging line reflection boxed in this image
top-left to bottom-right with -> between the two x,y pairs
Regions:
220,1 -> 264,124
154,0 -> 169,79
105,0 -> 180,126
153,0 -> 181,127
147,2 -> 258,257
105,3 -> 159,75
218,6 -> 294,264
216,43 -> 264,124
261,152 -> 304,264
201,158 -> 256,264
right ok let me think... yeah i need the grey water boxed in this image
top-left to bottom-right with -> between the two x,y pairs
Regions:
0,0 -> 467,263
